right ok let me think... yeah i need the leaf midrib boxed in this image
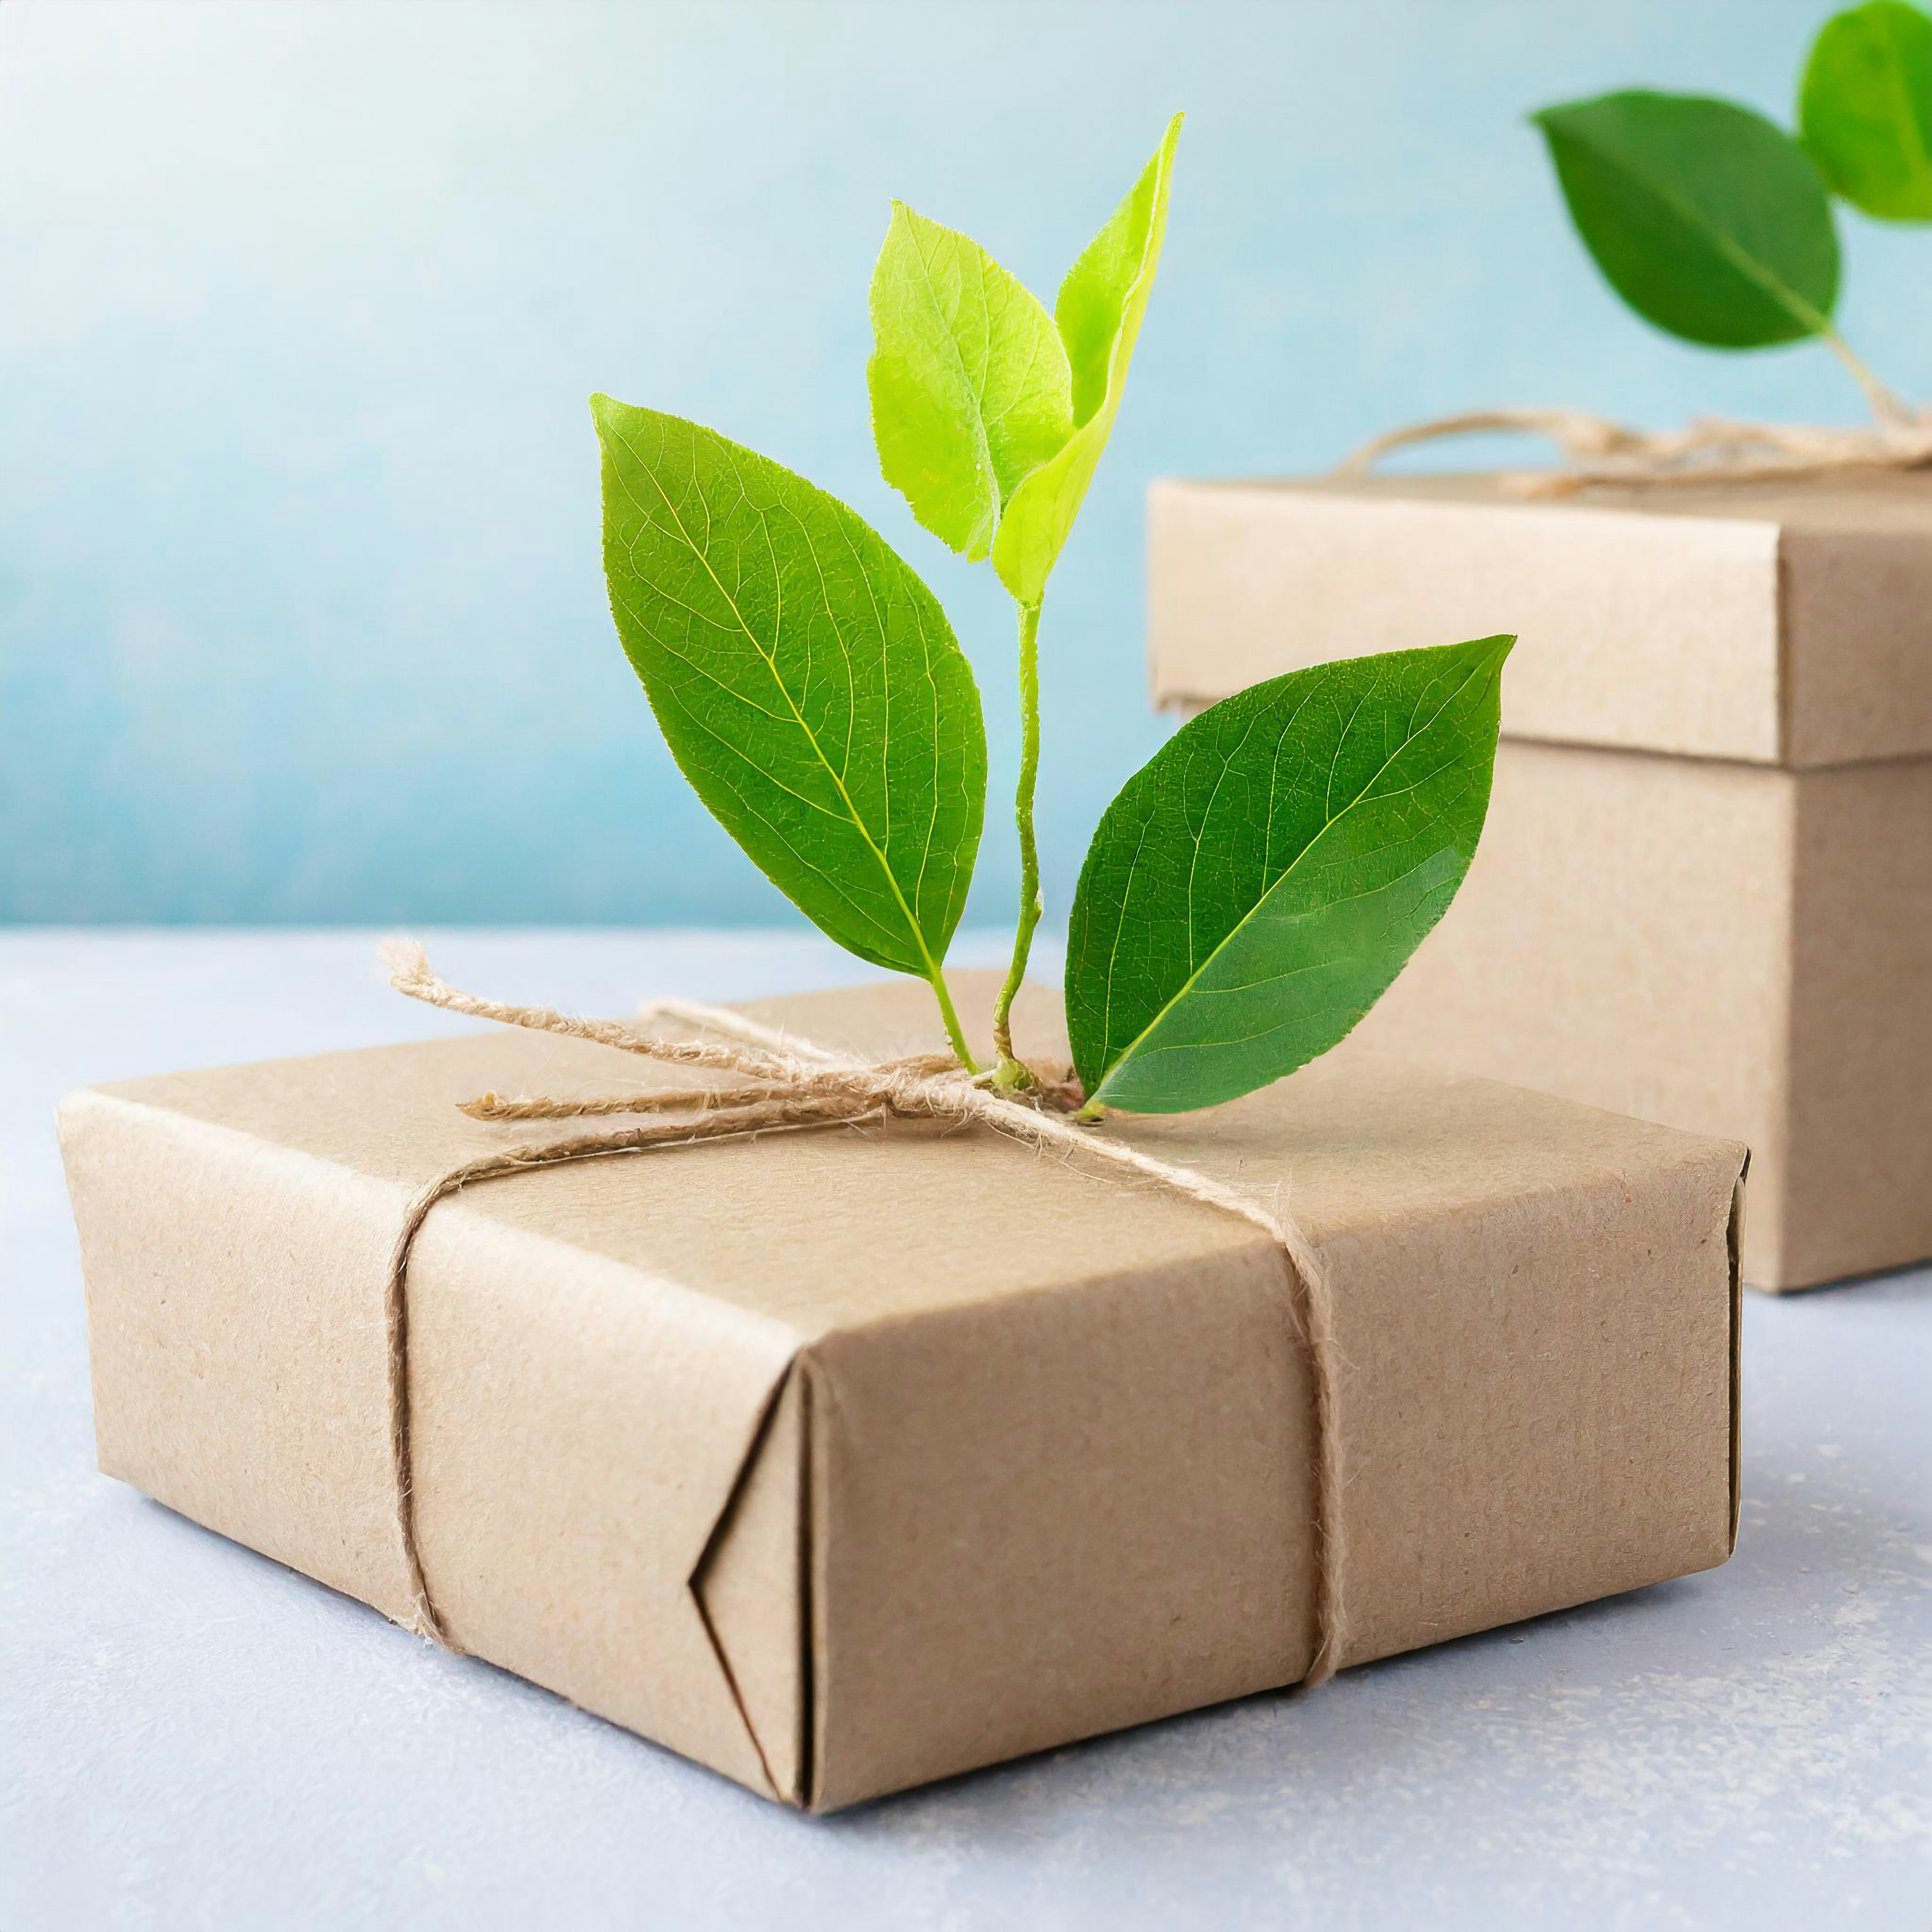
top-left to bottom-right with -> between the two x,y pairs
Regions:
614,419 -> 952,986
1557,109 -> 1834,335
1093,651 -> 1494,1099
899,208 -> 1000,547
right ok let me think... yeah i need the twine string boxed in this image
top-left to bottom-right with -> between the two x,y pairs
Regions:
378,941 -> 1349,1689
1336,401 -> 1932,497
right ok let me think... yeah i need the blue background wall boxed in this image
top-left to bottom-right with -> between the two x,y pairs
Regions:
3,0 -> 1925,928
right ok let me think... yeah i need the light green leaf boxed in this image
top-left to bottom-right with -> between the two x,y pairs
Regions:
866,202 -> 1074,562
1800,0 -> 1932,222
1065,636 -> 1512,1114
592,395 -> 985,978
1533,91 -> 1840,348
991,111 -> 1184,606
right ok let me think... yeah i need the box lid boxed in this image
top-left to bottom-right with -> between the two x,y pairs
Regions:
1148,473 -> 1932,767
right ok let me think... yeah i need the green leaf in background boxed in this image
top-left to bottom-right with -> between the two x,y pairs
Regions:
991,111 -> 1184,606
1800,0 -> 1932,222
1533,91 -> 1841,347
867,203 -> 1075,562
1065,636 -> 1512,1115
592,396 -> 985,981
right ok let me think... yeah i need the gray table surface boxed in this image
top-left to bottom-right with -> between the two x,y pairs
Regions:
4,930 -> 1927,1932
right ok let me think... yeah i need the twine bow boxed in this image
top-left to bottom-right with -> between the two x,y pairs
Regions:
377,942 -> 1349,1687
1338,400 -> 1932,497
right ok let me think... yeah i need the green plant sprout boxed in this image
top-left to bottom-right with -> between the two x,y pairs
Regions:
1533,0 -> 1928,422
866,115 -> 1183,1090
593,118 -> 1510,1117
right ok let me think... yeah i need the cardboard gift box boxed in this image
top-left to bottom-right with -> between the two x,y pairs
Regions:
1149,472 -> 1932,1293
59,973 -> 1745,1811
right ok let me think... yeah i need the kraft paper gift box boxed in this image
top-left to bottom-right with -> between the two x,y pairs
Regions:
60,974 -> 1745,1811
1149,471 -> 1932,1293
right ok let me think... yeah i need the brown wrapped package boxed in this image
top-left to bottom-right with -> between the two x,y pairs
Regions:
1149,472 -> 1932,1291
59,973 -> 1744,1810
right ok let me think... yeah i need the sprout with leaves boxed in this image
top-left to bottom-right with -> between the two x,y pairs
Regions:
1534,0 -> 1928,424
593,119 -> 1510,1118
867,115 -> 1183,1089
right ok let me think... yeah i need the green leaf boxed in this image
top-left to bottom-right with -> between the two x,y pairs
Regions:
991,111 -> 1184,606
1065,636 -> 1512,1115
866,202 -> 1074,562
1800,0 -> 1932,222
1533,91 -> 1840,348
592,395 -> 985,979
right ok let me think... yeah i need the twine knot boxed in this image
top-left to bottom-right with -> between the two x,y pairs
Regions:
380,939 -> 1083,1139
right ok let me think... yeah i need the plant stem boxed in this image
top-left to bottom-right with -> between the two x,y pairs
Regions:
991,597 -> 1044,1088
1822,328 -> 1915,428
927,966 -> 980,1075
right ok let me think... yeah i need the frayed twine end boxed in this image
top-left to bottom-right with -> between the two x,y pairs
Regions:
380,935 -> 435,995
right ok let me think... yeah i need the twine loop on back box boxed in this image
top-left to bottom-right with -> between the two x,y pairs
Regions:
376,941 -> 1349,1692
1337,401 -> 1932,496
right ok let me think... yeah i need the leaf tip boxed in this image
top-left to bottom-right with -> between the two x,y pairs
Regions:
1470,631 -> 1517,682
1528,91 -> 1616,130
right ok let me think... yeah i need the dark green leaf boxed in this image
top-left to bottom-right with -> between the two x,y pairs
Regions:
1800,0 -> 1932,222
1066,636 -> 1512,1114
593,396 -> 985,978
1534,91 -> 1840,347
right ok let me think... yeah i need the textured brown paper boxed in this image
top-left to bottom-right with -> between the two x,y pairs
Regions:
59,974 -> 1744,1810
1149,472 -> 1932,766
1148,473 -> 1932,1289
